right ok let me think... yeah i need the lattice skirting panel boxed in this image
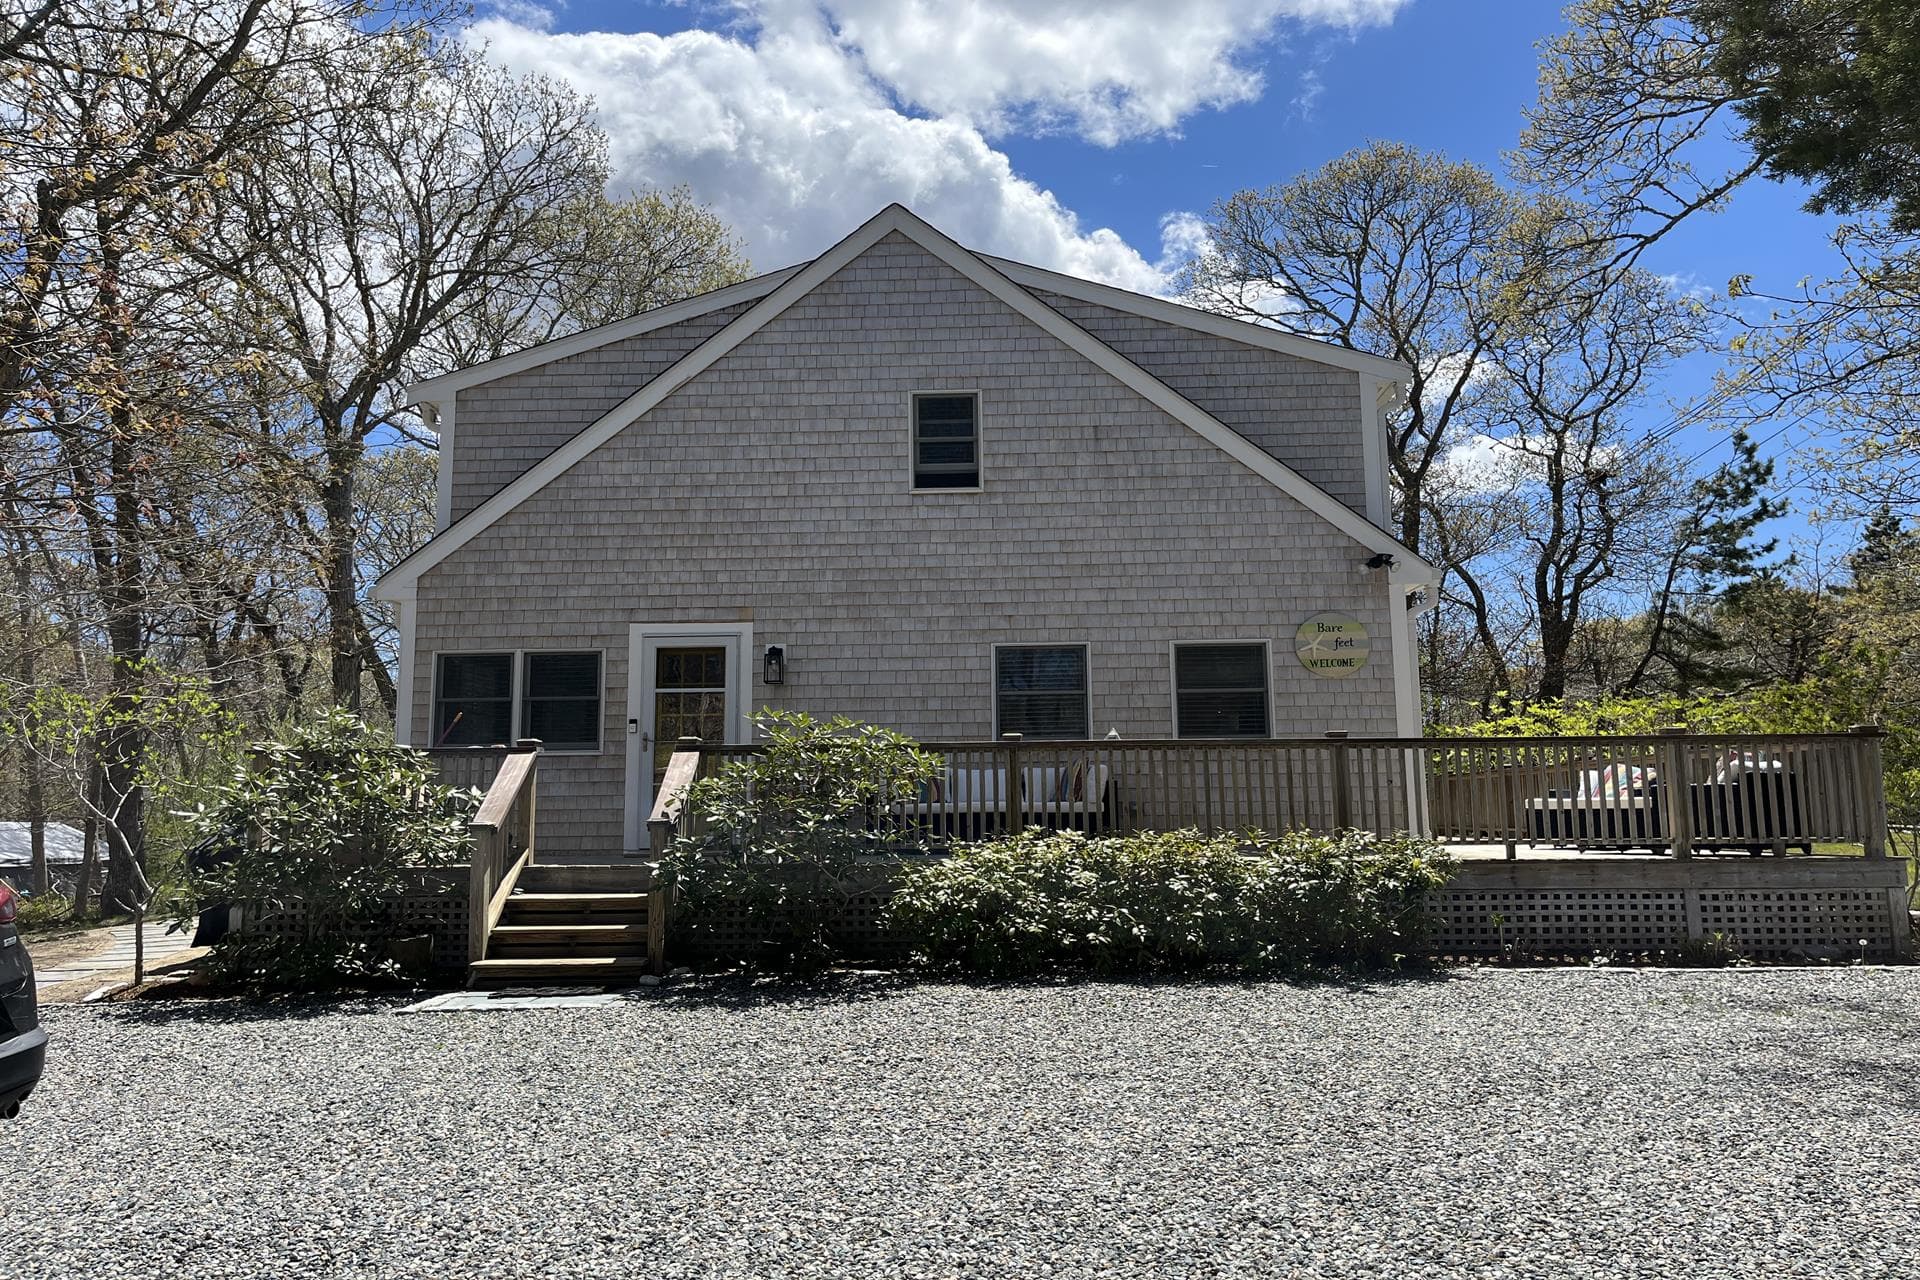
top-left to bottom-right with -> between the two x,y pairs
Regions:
675,883 -> 913,967
1431,859 -> 1913,961
234,869 -> 468,973
1429,888 -> 1691,955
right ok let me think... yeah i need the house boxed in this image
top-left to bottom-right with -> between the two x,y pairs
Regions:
374,205 -> 1434,859
0,821 -> 86,893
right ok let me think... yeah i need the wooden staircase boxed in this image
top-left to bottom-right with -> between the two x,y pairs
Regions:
467,864 -> 657,988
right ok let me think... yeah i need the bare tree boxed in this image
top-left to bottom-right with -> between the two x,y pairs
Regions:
1516,0 -> 1920,520
1184,142 -> 1522,554
1478,257 -> 1708,699
0,0 -> 408,418
195,40 -> 749,710
1513,0 -> 1767,274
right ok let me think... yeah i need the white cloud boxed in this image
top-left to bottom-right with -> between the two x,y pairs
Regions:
810,0 -> 1402,145
1437,433 -> 1515,495
468,0 -> 1407,290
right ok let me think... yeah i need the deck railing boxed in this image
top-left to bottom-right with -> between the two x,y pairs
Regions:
647,727 -> 1890,860
421,745 -> 513,795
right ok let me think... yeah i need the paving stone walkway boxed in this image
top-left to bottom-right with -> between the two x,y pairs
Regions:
30,921 -> 197,1000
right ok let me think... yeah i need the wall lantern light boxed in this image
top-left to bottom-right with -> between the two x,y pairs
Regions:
763,644 -> 786,685
1365,552 -> 1397,570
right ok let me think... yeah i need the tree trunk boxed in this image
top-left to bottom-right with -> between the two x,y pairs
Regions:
95,212 -> 148,914
5,505 -> 47,893
1535,612 -> 1576,701
354,606 -> 398,717
73,756 -> 100,916
27,798 -> 46,898
98,679 -> 148,915
1396,471 -> 1423,560
322,426 -> 362,708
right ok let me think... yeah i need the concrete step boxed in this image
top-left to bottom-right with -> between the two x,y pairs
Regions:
515,864 -> 654,894
488,923 -> 648,959
468,956 -> 651,987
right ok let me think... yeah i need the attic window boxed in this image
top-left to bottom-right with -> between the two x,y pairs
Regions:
912,393 -> 979,489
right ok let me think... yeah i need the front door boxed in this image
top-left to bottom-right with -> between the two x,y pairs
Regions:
623,624 -> 750,851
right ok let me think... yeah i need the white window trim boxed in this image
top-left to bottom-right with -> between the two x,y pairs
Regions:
428,648 -> 608,755
991,642 -> 1093,740
1168,639 -> 1275,739
908,388 -> 984,493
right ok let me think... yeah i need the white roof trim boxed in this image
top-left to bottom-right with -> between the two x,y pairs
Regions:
984,255 -> 1411,381
405,265 -> 805,406
376,205 -> 1431,599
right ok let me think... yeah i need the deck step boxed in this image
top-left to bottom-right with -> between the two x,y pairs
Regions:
488,923 -> 648,959
501,892 -> 649,921
468,956 -> 651,987
514,864 -> 654,894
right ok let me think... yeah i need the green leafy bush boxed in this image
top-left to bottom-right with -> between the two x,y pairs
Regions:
887,828 -> 1454,979
661,710 -> 941,971
1439,686 -> 1869,739
186,709 -> 477,991
11,890 -> 78,936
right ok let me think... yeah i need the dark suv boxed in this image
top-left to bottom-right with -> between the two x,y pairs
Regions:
0,880 -> 45,1118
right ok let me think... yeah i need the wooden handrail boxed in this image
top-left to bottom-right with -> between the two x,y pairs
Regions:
472,750 -> 537,830
647,742 -> 704,857
467,742 -> 540,966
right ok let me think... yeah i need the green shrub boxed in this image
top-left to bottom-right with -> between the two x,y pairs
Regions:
661,710 -> 941,971
185,709 -> 477,991
887,828 -> 1454,979
11,890 -> 78,936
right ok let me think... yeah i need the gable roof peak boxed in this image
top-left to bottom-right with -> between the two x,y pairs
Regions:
376,204 -> 1429,598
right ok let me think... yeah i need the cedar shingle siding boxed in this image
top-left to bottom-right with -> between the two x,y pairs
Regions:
414,232 -> 1400,856
1029,289 -> 1369,512
448,301 -> 756,521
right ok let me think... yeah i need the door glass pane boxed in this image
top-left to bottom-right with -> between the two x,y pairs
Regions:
653,646 -> 728,775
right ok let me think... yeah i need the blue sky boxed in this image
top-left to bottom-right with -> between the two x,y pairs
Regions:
476,0 -> 1844,540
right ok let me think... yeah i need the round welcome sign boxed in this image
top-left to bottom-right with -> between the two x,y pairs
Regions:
1295,613 -> 1370,678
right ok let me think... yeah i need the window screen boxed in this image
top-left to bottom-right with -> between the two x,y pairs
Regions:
433,654 -> 512,747
523,652 -> 602,751
913,393 -> 979,488
995,645 -> 1090,739
1174,644 -> 1269,738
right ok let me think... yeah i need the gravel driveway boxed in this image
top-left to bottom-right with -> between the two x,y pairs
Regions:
4,969 -> 1917,1279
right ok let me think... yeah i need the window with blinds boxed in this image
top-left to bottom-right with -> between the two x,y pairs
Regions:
912,393 -> 980,489
1173,643 -> 1270,738
995,644 -> 1090,739
433,653 -> 513,747
522,651 -> 602,751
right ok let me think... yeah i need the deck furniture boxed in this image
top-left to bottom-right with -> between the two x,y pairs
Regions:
897,761 -> 1115,837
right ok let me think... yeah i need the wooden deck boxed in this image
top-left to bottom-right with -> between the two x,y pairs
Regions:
429,727 -> 1909,977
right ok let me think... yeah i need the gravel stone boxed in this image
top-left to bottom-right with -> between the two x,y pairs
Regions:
4,969 -> 1918,1279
